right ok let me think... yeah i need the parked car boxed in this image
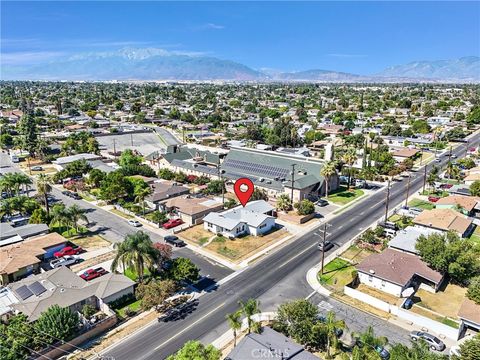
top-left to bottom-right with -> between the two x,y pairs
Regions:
50,255 -> 80,269
54,245 -> 83,257
317,240 -> 334,252
410,331 -> 445,351
163,218 -> 184,229
403,298 -> 414,309
317,314 -> 343,337
62,190 -> 73,197
128,219 -> 142,227
80,267 -> 107,281
70,192 -> 82,200
316,199 -> 329,207
378,221 -> 398,231
375,345 -> 390,360
409,207 -> 423,216
428,196 -> 440,203
451,154 -> 457,159
164,235 -> 186,247
439,183 -> 453,189
31,166 -> 43,171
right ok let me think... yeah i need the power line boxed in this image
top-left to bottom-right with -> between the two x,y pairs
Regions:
7,327 -> 76,357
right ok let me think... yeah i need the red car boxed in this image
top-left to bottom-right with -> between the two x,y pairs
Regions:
54,246 -> 83,258
162,218 -> 184,229
428,196 -> 440,203
80,267 -> 107,281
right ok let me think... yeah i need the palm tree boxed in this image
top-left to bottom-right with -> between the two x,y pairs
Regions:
322,311 -> 346,359
353,326 -> 388,359
276,194 -> 292,212
50,204 -> 73,232
111,231 -> 160,282
12,172 -> 32,196
134,186 -> 153,216
342,150 -> 357,190
239,298 -> 260,334
67,204 -> 88,232
226,310 -> 243,347
427,166 -> 440,193
36,174 -> 52,217
320,161 -> 337,198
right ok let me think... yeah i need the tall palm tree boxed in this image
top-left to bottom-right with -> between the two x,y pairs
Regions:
134,186 -> 153,216
320,161 -> 337,198
67,204 -> 89,231
226,310 -> 243,347
12,172 -> 32,196
50,204 -> 73,231
111,231 -> 160,282
36,174 -> 52,217
239,298 -> 260,334
276,194 -> 292,212
322,311 -> 346,359
342,150 -> 357,190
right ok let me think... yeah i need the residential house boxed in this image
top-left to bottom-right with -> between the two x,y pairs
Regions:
0,233 -> 68,285
391,148 -> 420,163
52,153 -> 102,170
145,180 -> 190,209
203,200 -> 276,238
226,326 -> 319,360
388,226 -> 442,255
8,266 -> 135,321
356,248 -> 444,297
0,223 -> 49,247
160,196 -> 224,226
457,298 -> 480,338
413,208 -> 474,237
435,195 -> 480,216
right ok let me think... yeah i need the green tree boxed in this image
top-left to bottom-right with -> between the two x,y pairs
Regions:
111,231 -> 160,282
99,171 -> 131,203
68,204 -> 89,231
136,279 -> 178,311
119,149 -> 143,167
35,305 -> 79,343
150,210 -> 168,225
0,314 -> 39,360
158,168 -> 176,180
29,208 -> 49,224
390,340 -> 448,360
353,326 -> 388,359
18,113 -> 38,156
169,257 -> 200,283
205,179 -> 226,195
239,298 -> 260,334
470,180 -> 480,197
166,340 -> 221,360
226,310 -> 243,347
467,105 -> 480,126
250,187 -> 269,202
87,168 -> 106,188
321,161 -> 337,198
454,334 -> 480,360
467,276 -> 480,305
342,149 -> 357,189
36,174 -> 52,217
294,199 -> 315,215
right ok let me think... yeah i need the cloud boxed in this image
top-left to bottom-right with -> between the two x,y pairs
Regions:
197,23 -> 225,30
327,53 -> 368,58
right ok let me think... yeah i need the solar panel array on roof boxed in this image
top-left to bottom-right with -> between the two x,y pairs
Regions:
15,285 -> 33,300
29,281 -> 47,296
223,159 -> 289,179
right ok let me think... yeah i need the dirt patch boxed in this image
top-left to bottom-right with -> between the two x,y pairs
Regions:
355,284 -> 402,306
413,283 -> 467,318
340,245 -> 374,264
178,225 -> 214,246
334,293 -> 391,320
71,251 -> 116,272
277,211 -> 316,225
71,235 -> 111,250
204,228 -> 290,263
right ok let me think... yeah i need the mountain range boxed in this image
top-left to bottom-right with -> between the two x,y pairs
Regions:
2,48 -> 479,82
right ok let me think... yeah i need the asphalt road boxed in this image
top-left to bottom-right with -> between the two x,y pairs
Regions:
103,134 -> 480,360
153,127 -> 182,146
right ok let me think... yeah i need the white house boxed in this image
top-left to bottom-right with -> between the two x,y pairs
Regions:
203,200 -> 276,239
356,248 -> 444,297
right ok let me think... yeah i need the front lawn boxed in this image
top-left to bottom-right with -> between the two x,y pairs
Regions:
340,245 -> 374,264
204,227 -> 290,263
408,198 -> 435,210
413,283 -> 466,319
318,258 -> 356,291
124,266 -> 152,282
178,225 -> 214,246
328,186 -> 364,205
468,226 -> 480,245
69,234 -> 110,250
113,298 -> 142,319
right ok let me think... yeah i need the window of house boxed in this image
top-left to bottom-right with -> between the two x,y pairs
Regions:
368,275 -> 373,282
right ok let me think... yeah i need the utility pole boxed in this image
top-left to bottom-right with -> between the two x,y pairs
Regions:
113,139 -> 117,158
422,165 -> 427,194
465,140 -> 469,157
384,179 -> 390,223
404,172 -> 411,207
420,147 -> 424,166
448,145 -> 452,162
218,159 -> 225,204
317,222 -> 332,276
130,133 -> 134,147
290,164 -> 296,204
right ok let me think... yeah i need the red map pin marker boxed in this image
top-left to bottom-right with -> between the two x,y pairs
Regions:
234,178 -> 254,207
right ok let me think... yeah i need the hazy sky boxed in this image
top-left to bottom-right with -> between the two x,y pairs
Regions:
2,1 -> 479,74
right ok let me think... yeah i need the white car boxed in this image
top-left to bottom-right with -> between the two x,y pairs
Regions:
128,219 -> 142,227
50,255 -> 80,269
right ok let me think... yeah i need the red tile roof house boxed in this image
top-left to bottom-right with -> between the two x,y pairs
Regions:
355,248 -> 444,297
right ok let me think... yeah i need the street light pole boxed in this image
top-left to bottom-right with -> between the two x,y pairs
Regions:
405,172 -> 411,207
